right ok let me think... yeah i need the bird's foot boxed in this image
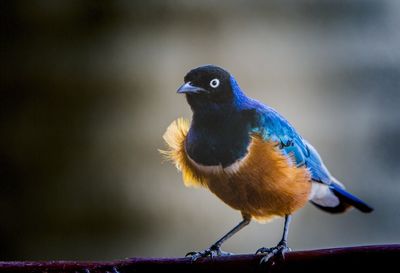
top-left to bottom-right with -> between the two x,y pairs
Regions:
185,245 -> 233,262
256,241 -> 291,264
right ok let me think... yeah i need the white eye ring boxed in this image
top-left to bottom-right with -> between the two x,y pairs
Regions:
209,78 -> 220,88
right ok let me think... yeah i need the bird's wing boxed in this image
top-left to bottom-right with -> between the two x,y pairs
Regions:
252,105 -> 332,185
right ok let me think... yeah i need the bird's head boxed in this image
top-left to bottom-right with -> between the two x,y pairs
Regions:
177,65 -> 244,112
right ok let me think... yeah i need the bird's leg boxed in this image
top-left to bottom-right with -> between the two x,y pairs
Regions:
186,217 -> 251,261
256,215 -> 292,264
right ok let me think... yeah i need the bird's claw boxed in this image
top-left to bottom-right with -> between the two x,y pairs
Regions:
255,247 -> 272,255
256,242 -> 291,264
185,245 -> 233,262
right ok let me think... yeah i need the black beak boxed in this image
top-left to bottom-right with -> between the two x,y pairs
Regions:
177,82 -> 208,94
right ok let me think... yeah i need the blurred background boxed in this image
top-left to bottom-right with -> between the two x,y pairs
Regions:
1,0 -> 399,260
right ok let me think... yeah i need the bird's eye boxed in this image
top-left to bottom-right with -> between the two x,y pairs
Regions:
209,78 -> 220,88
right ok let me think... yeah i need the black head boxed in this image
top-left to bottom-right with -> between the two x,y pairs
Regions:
177,65 -> 234,110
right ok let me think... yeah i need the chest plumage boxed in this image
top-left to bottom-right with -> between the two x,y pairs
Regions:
161,118 -> 312,222
185,110 -> 253,167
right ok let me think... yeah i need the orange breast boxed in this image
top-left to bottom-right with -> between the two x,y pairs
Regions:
161,119 -> 312,222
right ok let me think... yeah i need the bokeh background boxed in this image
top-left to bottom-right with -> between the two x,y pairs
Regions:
1,0 -> 399,260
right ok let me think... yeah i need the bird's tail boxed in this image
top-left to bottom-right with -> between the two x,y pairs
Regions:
311,180 -> 373,214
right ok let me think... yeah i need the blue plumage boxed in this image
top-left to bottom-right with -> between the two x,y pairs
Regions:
180,65 -> 372,213
231,75 -> 332,183
231,75 -> 372,213
172,65 -> 373,261
329,182 -> 373,213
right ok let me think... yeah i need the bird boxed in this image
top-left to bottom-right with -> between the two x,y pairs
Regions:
160,64 -> 373,263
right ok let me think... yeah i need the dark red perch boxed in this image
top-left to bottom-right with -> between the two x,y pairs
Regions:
0,245 -> 398,273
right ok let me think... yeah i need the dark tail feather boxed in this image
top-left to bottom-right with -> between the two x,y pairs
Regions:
311,199 -> 352,214
311,182 -> 373,214
329,183 -> 373,213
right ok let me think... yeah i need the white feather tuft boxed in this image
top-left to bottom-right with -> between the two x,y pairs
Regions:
309,182 -> 340,207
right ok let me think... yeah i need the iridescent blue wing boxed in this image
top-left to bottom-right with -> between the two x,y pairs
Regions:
250,102 -> 332,184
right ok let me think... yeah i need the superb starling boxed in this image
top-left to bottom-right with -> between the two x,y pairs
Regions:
161,65 -> 373,262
